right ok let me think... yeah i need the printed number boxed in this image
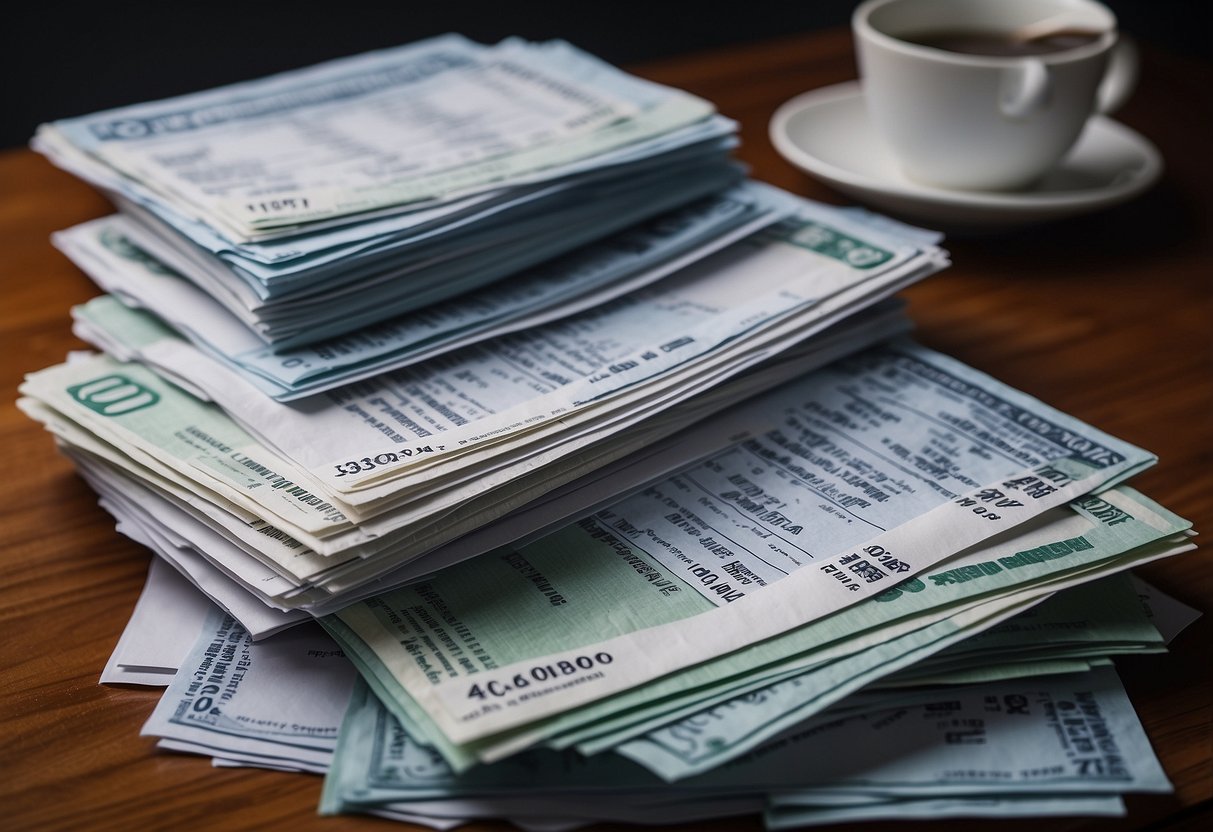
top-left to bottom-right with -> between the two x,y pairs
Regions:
192,683 -> 221,713
466,653 -> 613,700
332,446 -> 442,477
246,197 -> 310,214
332,453 -> 400,477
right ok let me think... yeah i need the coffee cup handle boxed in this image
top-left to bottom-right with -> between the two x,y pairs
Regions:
1097,36 -> 1138,114
999,36 -> 1138,119
999,59 -> 1050,119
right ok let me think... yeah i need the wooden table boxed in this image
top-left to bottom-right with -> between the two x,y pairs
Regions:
1,27 -> 1210,832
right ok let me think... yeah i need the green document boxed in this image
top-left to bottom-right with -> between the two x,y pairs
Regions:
324,481 -> 1188,771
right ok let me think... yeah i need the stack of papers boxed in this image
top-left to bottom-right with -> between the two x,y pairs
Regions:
55,182 -> 787,400
311,344 -> 1190,769
112,511 -> 1198,828
34,35 -> 747,353
22,195 -> 947,623
22,33 -> 1200,831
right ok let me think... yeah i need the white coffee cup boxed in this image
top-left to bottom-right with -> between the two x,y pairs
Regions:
853,0 -> 1138,191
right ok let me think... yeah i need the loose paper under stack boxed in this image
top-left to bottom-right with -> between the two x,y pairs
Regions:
21,31 -> 1199,832
118,490 -> 1197,827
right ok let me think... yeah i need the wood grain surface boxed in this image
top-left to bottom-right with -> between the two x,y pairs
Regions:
1,26 -> 1209,832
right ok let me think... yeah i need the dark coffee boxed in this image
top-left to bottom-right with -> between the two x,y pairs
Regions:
903,28 -> 1101,57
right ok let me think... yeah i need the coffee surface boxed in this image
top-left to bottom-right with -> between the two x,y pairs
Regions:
902,28 -> 1101,56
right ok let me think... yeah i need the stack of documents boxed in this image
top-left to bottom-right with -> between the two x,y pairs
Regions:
113,487 -> 1197,828
22,194 -> 948,624
55,182 -> 789,400
22,32 -> 1199,831
309,344 -> 1189,769
34,35 -> 749,354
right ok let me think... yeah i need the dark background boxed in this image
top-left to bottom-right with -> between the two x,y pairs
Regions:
1,0 -> 1209,149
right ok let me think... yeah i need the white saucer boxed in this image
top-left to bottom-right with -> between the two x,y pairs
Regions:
770,81 -> 1162,229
